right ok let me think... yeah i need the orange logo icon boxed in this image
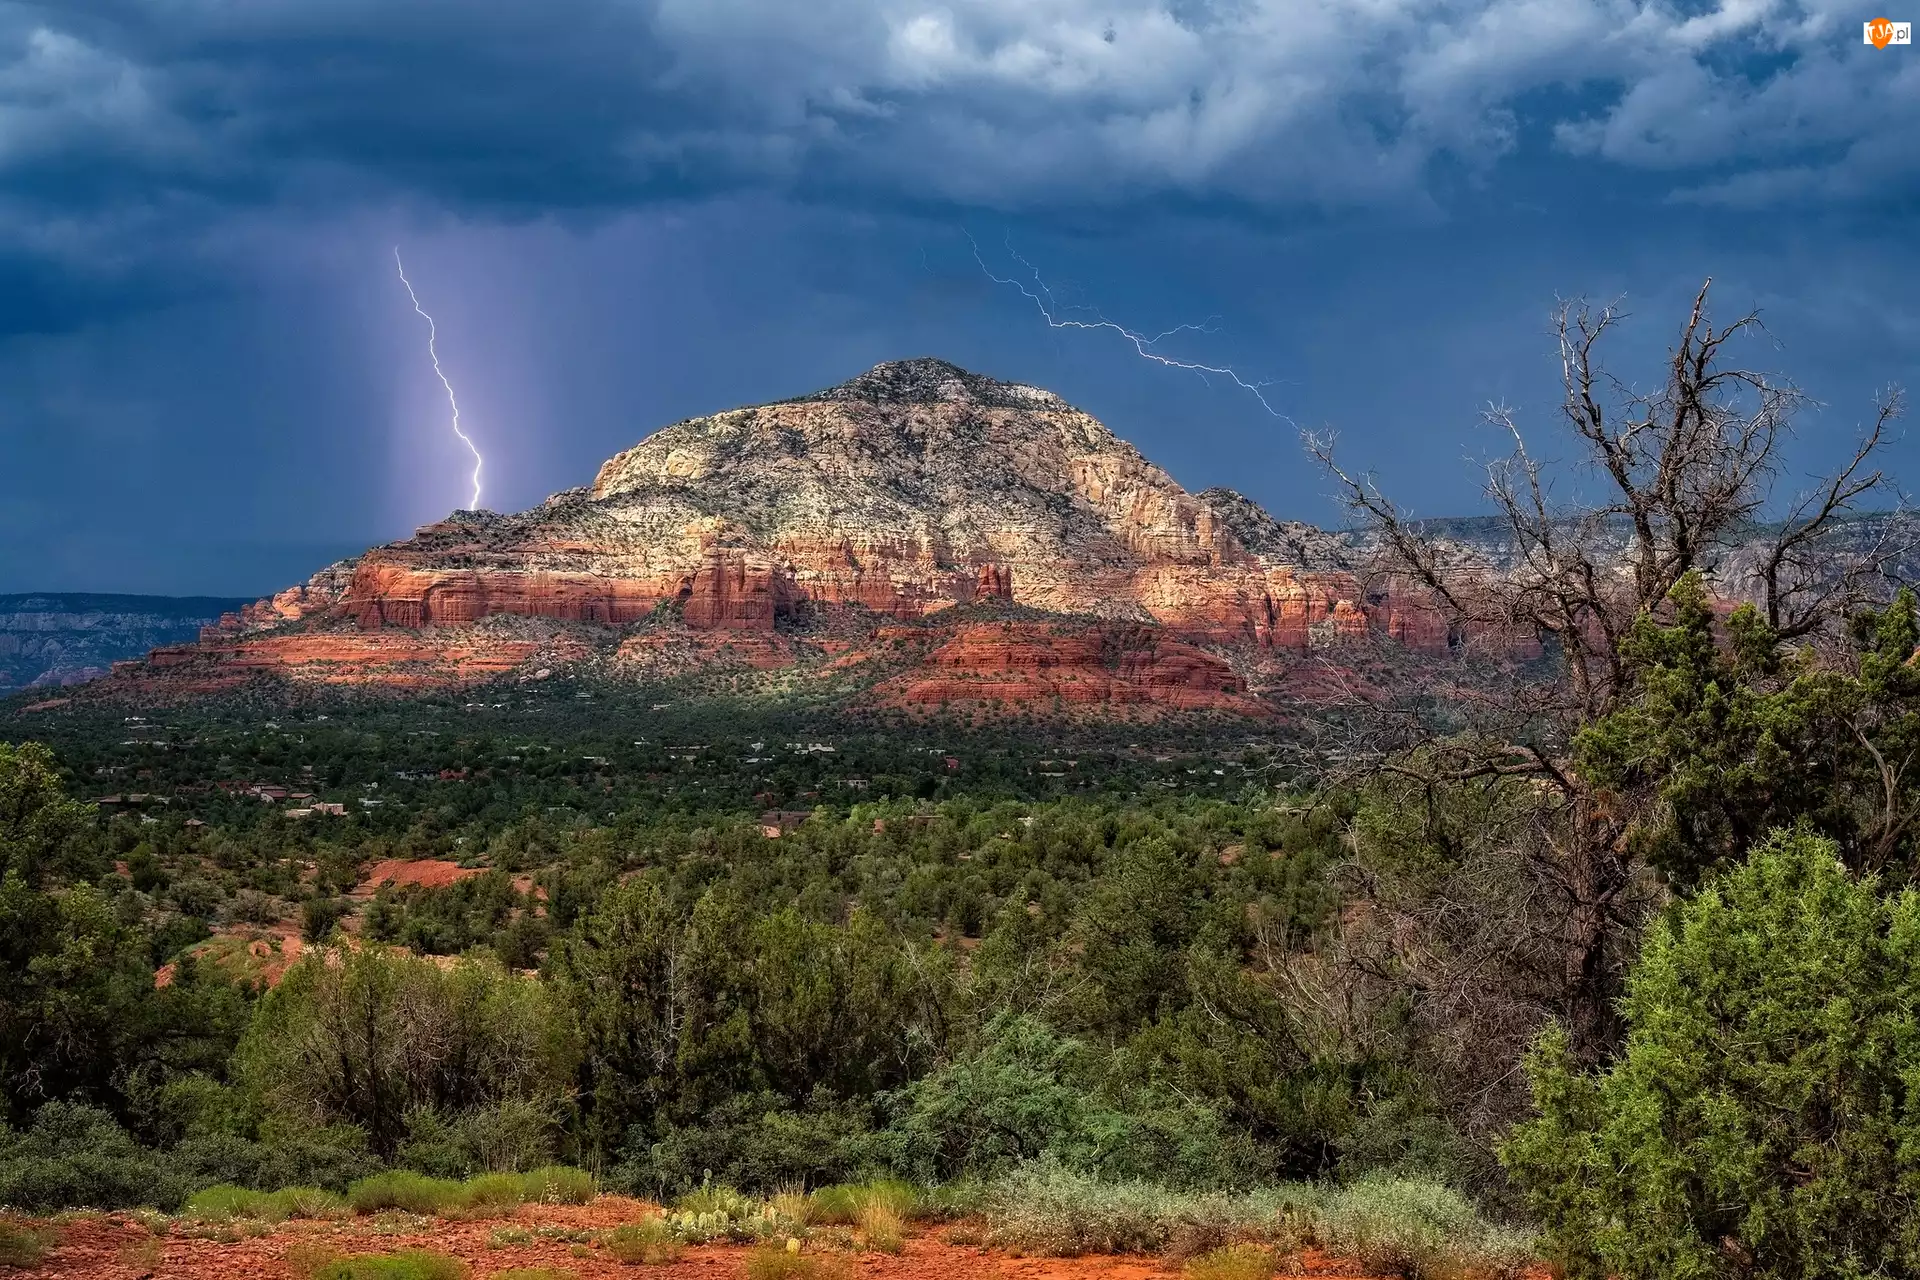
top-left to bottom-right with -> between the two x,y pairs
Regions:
1865,17 -> 1912,46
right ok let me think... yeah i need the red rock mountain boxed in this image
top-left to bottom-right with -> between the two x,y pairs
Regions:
119,360 -> 1456,712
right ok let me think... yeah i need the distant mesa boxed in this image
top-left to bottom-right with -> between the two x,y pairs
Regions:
86,359 -> 1477,715
0,594 -> 251,697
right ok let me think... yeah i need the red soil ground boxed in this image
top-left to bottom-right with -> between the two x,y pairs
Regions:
356,859 -> 484,893
155,927 -> 306,990
20,1199 -> 1433,1280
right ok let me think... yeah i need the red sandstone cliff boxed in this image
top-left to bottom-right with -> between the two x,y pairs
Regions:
113,359 -> 1490,710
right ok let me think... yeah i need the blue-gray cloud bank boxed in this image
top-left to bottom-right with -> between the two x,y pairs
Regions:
1,0 -> 1914,593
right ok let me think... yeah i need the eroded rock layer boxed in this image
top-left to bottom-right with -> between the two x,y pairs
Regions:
111,359 -> 1472,711
868,621 -> 1262,714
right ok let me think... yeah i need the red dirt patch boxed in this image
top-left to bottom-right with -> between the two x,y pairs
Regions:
157,926 -> 306,990
19,1204 -> 1467,1280
357,858 -> 483,894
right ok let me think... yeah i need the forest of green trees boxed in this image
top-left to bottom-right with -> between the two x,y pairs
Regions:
5,288 -> 1920,1279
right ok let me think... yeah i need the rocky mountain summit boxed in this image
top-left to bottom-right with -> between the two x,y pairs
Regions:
103,359 -> 1456,712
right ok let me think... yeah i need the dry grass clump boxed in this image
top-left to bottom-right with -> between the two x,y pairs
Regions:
768,1188 -> 814,1226
605,1218 -> 683,1266
855,1202 -> 905,1254
1184,1243 -> 1278,1280
294,1248 -> 470,1280
342,1168 -> 597,1217
185,1183 -> 350,1223
118,1235 -> 166,1272
982,1165 -> 1286,1256
346,1172 -> 468,1216
520,1167 -> 596,1205
740,1243 -> 853,1280
461,1174 -> 531,1210
0,1218 -> 52,1268
807,1181 -> 920,1226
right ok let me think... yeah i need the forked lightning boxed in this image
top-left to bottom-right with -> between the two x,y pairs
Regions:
394,247 -> 484,510
969,233 -> 1286,419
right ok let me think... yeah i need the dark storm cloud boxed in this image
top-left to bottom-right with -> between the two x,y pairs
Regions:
1,1 -> 1916,594
2,1 -> 1913,335
1,0 -> 1909,337
6,1 -> 1916,231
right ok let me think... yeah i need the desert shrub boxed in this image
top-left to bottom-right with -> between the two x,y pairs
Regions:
886,1013 -> 1268,1189
461,1172 -> 529,1211
1184,1243 -> 1276,1280
980,1163 -> 1320,1257
1315,1178 -> 1531,1280
307,1250 -> 470,1280
237,949 -> 575,1161
982,1164 -> 1222,1255
185,1183 -> 279,1222
145,1106 -> 369,1196
604,1219 -> 683,1265
226,889 -> 285,926
263,1129 -> 383,1193
184,1182 -> 346,1223
446,1166 -> 594,1212
346,1170 -> 466,1215
168,878 -> 226,920
740,1244 -> 851,1280
918,1179 -> 987,1221
373,871 -> 523,958
165,1130 -> 268,1190
554,884 -> 945,1162
301,896 -> 350,942
881,1014 -> 1100,1182
0,1219 -> 52,1268
1504,829 -> 1920,1280
978,1164 -> 1519,1269
611,1093 -> 886,1199
856,1201 -> 904,1254
519,1166 -> 595,1205
0,1102 -> 186,1211
400,1099 -> 563,1179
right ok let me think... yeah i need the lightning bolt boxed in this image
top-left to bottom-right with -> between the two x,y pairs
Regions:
968,232 -> 1287,419
393,247 -> 484,510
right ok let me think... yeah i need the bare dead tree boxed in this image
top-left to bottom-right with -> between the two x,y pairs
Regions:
1303,280 -> 1910,1062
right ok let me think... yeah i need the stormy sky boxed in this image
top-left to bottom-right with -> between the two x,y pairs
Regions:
1,0 -> 1915,595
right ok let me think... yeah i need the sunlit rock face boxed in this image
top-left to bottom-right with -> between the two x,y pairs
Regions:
109,359 -> 1479,706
